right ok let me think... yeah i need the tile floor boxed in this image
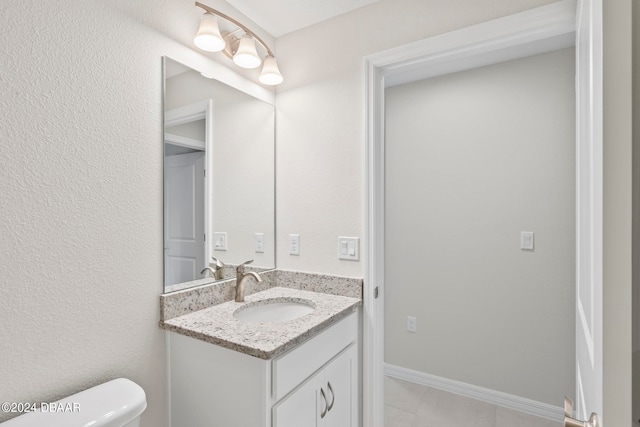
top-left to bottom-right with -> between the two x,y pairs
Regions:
384,376 -> 562,427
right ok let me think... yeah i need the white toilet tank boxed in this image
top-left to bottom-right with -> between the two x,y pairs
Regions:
2,378 -> 147,427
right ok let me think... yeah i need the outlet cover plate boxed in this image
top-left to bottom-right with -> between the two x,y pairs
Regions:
255,233 -> 264,253
407,316 -> 417,333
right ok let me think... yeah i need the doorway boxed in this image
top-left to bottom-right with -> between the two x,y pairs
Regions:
383,47 -> 575,425
363,1 -> 603,426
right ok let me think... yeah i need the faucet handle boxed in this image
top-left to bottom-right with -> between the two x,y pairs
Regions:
211,256 -> 225,268
564,397 -> 574,417
236,259 -> 254,274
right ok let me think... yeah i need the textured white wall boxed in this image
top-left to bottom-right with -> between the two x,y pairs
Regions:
0,0 -> 273,425
274,0 -> 557,277
384,49 -> 575,405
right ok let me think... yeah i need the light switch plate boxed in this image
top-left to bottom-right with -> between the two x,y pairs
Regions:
289,234 -> 300,256
520,231 -> 534,250
338,236 -> 359,261
214,232 -> 227,251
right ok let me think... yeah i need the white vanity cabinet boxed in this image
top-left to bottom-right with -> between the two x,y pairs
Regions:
273,344 -> 355,427
168,311 -> 359,427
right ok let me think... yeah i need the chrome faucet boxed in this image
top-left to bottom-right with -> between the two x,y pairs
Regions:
201,257 -> 225,280
235,260 -> 262,302
210,256 -> 225,280
200,267 -> 216,278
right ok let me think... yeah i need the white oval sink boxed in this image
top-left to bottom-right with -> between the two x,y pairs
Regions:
234,298 -> 315,323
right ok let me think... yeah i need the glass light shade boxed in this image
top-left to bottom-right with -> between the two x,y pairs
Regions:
194,13 -> 225,52
233,36 -> 261,69
259,56 -> 284,85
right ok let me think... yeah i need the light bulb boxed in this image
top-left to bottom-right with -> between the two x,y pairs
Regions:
233,36 -> 261,69
259,56 -> 284,85
194,13 -> 225,52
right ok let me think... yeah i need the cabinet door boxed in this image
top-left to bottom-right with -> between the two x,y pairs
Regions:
273,375 -> 318,427
273,344 -> 356,427
319,345 -> 355,427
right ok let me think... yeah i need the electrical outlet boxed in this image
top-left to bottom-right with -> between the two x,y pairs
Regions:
520,231 -> 534,250
407,316 -> 417,333
255,233 -> 264,253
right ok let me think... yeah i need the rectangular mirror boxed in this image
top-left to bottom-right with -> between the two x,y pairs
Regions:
163,57 -> 275,293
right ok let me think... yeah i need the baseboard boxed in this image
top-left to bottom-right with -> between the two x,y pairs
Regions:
384,363 -> 565,423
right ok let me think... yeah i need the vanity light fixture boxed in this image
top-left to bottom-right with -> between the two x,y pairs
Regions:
233,35 -> 261,69
193,12 -> 225,52
193,2 -> 284,85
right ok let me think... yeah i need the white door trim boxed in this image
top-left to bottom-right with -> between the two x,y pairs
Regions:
574,0 -> 604,421
164,100 -> 210,127
164,134 -> 206,151
362,1 -> 598,426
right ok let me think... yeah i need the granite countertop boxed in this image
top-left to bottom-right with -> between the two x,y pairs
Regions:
161,287 -> 362,360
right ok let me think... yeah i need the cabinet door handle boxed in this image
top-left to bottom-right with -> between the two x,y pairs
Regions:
327,381 -> 335,412
320,387 -> 328,419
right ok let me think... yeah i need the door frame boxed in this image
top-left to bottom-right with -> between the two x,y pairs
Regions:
362,0 -> 602,425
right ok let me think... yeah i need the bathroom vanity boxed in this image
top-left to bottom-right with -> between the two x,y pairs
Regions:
160,56 -> 362,427
164,287 -> 361,427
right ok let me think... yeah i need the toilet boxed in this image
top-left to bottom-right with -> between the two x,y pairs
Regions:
2,378 -> 147,427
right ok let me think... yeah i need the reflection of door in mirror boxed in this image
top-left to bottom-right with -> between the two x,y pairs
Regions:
164,101 -> 213,286
164,151 -> 205,285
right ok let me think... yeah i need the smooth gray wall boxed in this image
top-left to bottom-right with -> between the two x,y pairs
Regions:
384,48 -> 575,405
632,1 -> 640,423
602,0 -> 634,423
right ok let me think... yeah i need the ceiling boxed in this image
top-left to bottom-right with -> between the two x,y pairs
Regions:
225,0 -> 380,37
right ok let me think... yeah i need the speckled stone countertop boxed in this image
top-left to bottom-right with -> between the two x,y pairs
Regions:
161,287 -> 361,360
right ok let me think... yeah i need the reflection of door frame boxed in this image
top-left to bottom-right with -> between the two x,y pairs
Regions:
363,1 -> 603,426
164,99 -> 214,279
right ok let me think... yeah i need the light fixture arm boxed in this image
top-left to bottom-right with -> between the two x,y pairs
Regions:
195,1 -> 275,57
